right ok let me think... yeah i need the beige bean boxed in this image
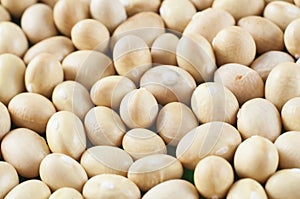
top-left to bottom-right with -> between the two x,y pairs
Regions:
8,93 -> 56,133
191,82 -> 239,125
238,16 -> 284,54
52,81 -> 94,120
264,1 -> 300,30
84,106 -> 126,146
234,135 -> 279,183
0,161 -> 19,199
142,179 -> 199,199
295,0 -> 300,6
80,145 -> 133,177
140,65 -> 196,105
0,102 -> 10,141
0,5 -> 10,21
23,36 -> 74,64
275,131 -> 300,169
184,8 -> 235,43
214,63 -> 264,104
250,51 -> 294,81
189,0 -> 214,10
151,33 -> 179,65
119,0 -> 161,16
53,0 -> 89,36
25,53 -> 64,98
122,128 -> 167,160
0,21 -> 28,57
82,174 -> 141,199
128,154 -> 183,191
212,0 -> 265,20
237,98 -> 282,142
281,97 -> 300,131
4,180 -> 50,199
265,62 -> 300,110
265,169 -> 300,199
227,178 -> 268,199
119,88 -> 159,129
156,102 -> 198,146
71,19 -> 109,52
176,34 -> 216,83
46,111 -> 86,160
90,0 -> 126,33
159,0 -> 196,33
90,75 -> 136,110
176,121 -> 241,170
0,53 -> 25,105
194,155 -> 234,199
212,26 -> 256,66
49,187 -> 83,199
284,18 -> 300,58
39,153 -> 88,192
21,3 -> 58,44
1,128 -> 50,178
1,0 -> 37,18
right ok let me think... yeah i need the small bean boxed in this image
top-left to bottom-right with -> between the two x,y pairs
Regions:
119,0 -> 161,16
1,0 -> 37,18
0,161 -> 19,199
0,102 -> 10,141
281,97 -> 300,131
49,187 -> 83,199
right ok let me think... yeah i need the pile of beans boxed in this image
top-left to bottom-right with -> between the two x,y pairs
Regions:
1,0 -> 300,198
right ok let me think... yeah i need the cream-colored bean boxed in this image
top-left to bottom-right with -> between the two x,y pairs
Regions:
212,0 -> 265,20
156,102 -> 198,146
281,97 -> 300,131
264,1 -> 300,30
49,187 -> 83,199
0,5 -> 10,21
227,178 -> 268,199
113,35 -> 151,84
119,88 -> 159,129
265,169 -> 300,199
4,180 -> 50,199
212,26 -> 256,66
250,51 -> 294,81
122,128 -> 167,160
80,145 -> 133,177
295,0 -> 300,6
90,0 -> 126,33
119,0 -> 161,16
90,75 -> 136,109
159,0 -> 196,33
1,128 -> 50,178
142,179 -> 199,199
61,50 -> 115,89
237,98 -> 282,142
284,18 -> 300,58
52,81 -> 94,120
234,136 -> 279,183
214,63 -> 264,104
184,8 -> 235,43
21,3 -> 58,44
23,36 -> 74,64
0,162 -> 19,199
46,111 -> 86,160
238,16 -> 284,54
84,106 -> 126,146
128,154 -> 183,192
82,174 -> 141,199
140,65 -> 196,105
1,0 -> 37,18
194,156 -> 234,199
176,34 -> 216,83
8,93 -> 56,133
151,33 -> 179,65
265,62 -> 300,110
71,19 -> 109,52
25,53 -> 64,98
0,102 -> 10,141
189,0 -> 214,10
176,122 -> 241,170
275,131 -> 300,169
39,153 -> 88,192
0,21 -> 28,57
53,0 -> 89,36
191,82 -> 239,125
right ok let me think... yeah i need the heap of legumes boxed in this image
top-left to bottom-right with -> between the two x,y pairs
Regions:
1,0 -> 300,198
